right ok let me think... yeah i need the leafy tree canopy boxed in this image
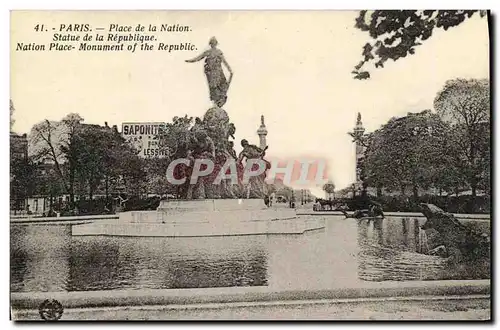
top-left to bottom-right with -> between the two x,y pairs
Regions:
323,180 -> 336,194
362,110 -> 451,196
352,10 -> 487,79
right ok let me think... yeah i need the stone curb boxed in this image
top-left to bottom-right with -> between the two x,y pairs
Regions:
299,211 -> 490,220
10,214 -> 118,224
11,280 -> 490,310
11,212 -> 490,224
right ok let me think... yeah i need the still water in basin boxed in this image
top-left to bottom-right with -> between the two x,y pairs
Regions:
11,216 -> 490,292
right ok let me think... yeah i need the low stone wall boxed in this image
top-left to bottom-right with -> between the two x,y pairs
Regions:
71,210 -> 325,237
11,279 -> 490,310
10,214 -> 118,224
299,211 -> 490,221
11,209 -> 490,226
127,209 -> 297,223
12,295 -> 491,320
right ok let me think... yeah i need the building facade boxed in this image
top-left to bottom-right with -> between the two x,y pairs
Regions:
10,132 -> 29,212
10,132 -> 28,160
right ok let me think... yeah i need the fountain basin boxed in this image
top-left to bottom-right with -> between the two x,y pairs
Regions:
71,199 -> 325,237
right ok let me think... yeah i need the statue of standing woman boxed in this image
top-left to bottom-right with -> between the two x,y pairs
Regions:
185,37 -> 233,108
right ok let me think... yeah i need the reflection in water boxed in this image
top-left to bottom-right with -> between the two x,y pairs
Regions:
68,236 -> 268,291
357,217 -> 490,281
69,240 -> 130,291
266,220 -> 359,290
10,216 -> 490,292
357,218 -> 447,281
418,228 -> 430,254
11,226 -> 71,292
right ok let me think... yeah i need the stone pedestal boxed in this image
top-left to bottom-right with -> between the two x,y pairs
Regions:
157,198 -> 266,212
71,199 -> 325,237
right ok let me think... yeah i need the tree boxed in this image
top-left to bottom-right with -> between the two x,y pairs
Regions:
158,115 -> 194,159
28,114 -> 148,213
362,110 -> 451,198
30,114 -> 83,210
146,175 -> 171,196
103,127 -> 145,200
143,157 -> 176,196
78,125 -> 146,203
10,157 -> 37,211
75,126 -> 109,204
434,78 -> 490,203
33,164 -> 64,210
120,147 -> 147,198
278,186 -> 293,201
352,10 -> 487,79
322,180 -> 336,199
155,115 -> 195,197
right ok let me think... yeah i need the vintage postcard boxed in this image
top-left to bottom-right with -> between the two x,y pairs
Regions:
10,10 -> 491,321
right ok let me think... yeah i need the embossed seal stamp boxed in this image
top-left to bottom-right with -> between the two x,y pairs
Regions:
38,299 -> 64,321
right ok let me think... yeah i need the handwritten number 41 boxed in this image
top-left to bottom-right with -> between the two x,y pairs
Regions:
34,24 -> 46,32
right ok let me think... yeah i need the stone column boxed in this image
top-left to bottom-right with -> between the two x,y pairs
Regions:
257,115 -> 268,150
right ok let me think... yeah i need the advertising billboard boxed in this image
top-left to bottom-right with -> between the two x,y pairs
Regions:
121,122 -> 168,158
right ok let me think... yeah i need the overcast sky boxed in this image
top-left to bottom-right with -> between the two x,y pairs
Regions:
11,11 -> 489,196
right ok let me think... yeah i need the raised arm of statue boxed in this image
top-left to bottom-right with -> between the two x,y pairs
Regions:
185,50 -> 209,63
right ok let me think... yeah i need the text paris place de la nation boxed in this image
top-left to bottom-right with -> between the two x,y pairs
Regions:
16,23 -> 194,52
